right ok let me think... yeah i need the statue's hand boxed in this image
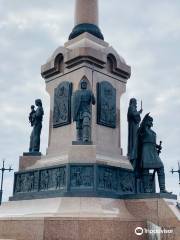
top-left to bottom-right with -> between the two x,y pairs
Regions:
139,109 -> 143,114
156,144 -> 162,151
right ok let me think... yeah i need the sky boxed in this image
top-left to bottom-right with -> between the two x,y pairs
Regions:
0,0 -> 180,201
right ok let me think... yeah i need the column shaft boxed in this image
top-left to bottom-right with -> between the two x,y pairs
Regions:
75,0 -> 99,26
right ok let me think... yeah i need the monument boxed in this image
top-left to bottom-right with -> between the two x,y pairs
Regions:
0,0 -> 179,239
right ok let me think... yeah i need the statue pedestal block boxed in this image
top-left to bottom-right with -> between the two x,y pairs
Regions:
19,155 -> 41,171
0,197 -> 179,240
68,144 -> 96,163
20,144 -> 132,171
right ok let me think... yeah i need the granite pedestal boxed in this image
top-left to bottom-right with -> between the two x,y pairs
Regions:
0,197 -> 179,240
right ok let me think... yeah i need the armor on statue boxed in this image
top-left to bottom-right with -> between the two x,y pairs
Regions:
72,78 -> 95,142
131,113 -> 168,193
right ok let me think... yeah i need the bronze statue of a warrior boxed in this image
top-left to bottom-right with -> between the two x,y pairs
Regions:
131,113 -> 168,193
72,78 -> 95,142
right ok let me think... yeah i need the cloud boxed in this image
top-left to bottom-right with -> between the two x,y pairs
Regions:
0,0 -> 180,201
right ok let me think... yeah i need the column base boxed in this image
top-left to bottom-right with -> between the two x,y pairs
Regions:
69,23 -> 104,40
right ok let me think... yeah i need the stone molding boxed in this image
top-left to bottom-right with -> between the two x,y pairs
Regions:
41,34 -> 131,80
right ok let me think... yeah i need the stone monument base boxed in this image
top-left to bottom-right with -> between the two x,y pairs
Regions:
0,197 -> 179,240
12,144 -> 176,201
12,144 -> 138,201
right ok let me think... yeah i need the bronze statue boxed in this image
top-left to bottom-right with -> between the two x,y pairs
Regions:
132,113 -> 168,193
127,98 -> 142,157
29,99 -> 44,153
72,78 -> 95,142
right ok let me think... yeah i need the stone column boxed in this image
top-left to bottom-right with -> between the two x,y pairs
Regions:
69,0 -> 103,45
75,0 -> 99,26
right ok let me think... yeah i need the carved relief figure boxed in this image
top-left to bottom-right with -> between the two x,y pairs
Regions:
53,82 -> 72,127
97,81 -> 116,128
27,173 -> 35,192
15,175 -> 23,193
98,167 -> 117,191
41,170 -> 49,190
55,168 -> 65,189
21,175 -> 27,192
119,173 -> 134,192
72,78 -> 95,142
71,166 -> 93,188
103,169 -> 113,189
75,168 -> 82,186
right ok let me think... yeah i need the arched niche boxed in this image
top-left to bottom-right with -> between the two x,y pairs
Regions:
106,54 -> 117,73
54,53 -> 64,74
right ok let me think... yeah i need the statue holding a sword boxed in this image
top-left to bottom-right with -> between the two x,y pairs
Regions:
131,113 -> 169,193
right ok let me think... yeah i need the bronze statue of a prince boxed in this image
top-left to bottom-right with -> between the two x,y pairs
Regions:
72,78 -> 96,142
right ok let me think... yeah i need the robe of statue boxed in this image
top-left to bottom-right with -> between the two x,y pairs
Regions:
127,104 -> 141,157
29,105 -> 44,152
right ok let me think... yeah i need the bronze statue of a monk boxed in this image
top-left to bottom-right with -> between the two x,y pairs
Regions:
127,98 -> 142,157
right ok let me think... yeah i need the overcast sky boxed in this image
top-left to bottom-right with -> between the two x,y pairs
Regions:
0,0 -> 180,201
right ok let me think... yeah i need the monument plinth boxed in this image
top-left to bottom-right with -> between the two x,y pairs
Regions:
0,0 -> 179,239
